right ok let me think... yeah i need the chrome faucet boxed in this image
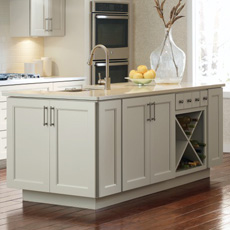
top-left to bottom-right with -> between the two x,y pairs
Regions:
88,44 -> 111,90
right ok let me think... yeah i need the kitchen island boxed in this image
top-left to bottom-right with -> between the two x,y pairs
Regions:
5,82 -> 224,209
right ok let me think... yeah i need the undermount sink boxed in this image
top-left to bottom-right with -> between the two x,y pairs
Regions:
59,87 -> 103,92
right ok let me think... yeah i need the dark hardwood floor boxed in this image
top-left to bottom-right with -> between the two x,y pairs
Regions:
1,154 -> 230,230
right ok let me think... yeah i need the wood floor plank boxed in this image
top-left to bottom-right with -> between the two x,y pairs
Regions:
1,154 -> 230,230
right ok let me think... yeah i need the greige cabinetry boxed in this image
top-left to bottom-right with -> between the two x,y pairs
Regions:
7,98 -> 97,197
208,88 -> 223,167
0,83 -> 52,161
10,0 -> 65,37
98,100 -> 122,197
7,97 -> 122,198
122,94 -> 175,191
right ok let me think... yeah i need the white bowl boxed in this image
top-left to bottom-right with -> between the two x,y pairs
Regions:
125,77 -> 155,86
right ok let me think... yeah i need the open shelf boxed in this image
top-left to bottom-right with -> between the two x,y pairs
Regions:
176,110 -> 206,174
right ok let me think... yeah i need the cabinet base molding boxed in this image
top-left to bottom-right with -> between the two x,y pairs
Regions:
23,169 -> 210,210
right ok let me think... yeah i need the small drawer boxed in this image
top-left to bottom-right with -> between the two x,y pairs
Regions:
192,91 -> 200,108
176,91 -> 207,110
0,102 -> 7,131
176,93 -> 184,110
184,93 -> 193,109
200,90 -> 208,106
0,131 -> 7,160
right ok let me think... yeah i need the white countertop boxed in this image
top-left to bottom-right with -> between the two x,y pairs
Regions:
0,76 -> 86,87
4,82 -> 225,101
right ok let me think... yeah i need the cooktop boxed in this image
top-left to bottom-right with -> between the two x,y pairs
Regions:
0,73 -> 40,81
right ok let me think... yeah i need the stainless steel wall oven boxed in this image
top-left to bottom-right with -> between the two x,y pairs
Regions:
90,1 -> 131,84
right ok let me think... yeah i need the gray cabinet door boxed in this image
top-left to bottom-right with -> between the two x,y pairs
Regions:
123,97 -> 151,191
7,98 -> 50,192
150,94 -> 175,183
49,100 -> 96,198
208,88 -> 223,167
98,100 -> 122,197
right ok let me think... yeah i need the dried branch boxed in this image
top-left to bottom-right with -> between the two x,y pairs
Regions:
154,0 -> 185,29
153,0 -> 185,78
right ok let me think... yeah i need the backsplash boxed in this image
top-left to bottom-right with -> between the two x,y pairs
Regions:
0,0 -> 44,74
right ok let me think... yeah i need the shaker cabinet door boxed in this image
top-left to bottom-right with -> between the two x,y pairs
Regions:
49,100 -> 96,198
7,98 -> 50,192
150,94 -> 175,183
122,97 -> 151,191
31,0 -> 65,36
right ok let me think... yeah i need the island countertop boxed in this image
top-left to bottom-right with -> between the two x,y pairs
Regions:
3,82 -> 225,101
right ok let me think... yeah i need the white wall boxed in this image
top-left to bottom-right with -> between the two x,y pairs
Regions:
132,0 -> 188,81
44,0 -> 86,78
0,0 -> 44,73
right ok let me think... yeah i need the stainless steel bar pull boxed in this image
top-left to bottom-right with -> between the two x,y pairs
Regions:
147,103 -> 151,122
43,107 -> 48,126
50,107 -> 55,126
151,102 -> 156,121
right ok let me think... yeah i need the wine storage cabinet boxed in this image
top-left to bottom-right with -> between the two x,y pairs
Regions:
176,108 -> 207,176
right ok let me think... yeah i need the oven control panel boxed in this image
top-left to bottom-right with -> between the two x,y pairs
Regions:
95,3 -> 128,13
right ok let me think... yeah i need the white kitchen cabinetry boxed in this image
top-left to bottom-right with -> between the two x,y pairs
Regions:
50,100 -> 96,197
0,83 -> 52,161
208,88 -> 223,167
7,98 -> 96,197
7,99 -> 50,192
10,0 -> 65,37
122,94 -> 175,191
150,95 -> 175,184
0,131 -> 7,161
98,100 -> 122,197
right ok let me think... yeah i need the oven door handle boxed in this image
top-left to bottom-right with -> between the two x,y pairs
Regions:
96,15 -> 129,20
95,62 -> 129,67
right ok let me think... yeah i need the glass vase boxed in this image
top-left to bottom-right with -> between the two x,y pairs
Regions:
150,28 -> 186,84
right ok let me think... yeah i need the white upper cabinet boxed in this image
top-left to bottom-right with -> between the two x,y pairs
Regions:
10,0 -> 65,37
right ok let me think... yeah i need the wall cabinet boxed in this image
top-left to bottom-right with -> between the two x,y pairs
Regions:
10,0 -> 65,37
122,94 -> 175,191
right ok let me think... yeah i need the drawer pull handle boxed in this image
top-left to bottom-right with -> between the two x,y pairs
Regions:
147,103 -> 151,122
43,107 -> 48,126
203,97 -> 208,101
179,100 -> 184,104
195,98 -> 200,102
50,107 -> 55,126
151,102 -> 156,121
187,99 -> 192,103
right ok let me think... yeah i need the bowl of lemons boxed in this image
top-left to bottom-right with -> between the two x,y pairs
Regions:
126,65 -> 156,86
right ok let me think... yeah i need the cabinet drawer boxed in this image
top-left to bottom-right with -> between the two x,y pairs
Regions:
0,102 -> 7,131
0,131 -> 7,160
176,91 -> 207,110
184,93 -> 193,109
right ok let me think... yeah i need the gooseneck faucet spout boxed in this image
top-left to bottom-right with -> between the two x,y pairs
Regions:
88,44 -> 111,90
